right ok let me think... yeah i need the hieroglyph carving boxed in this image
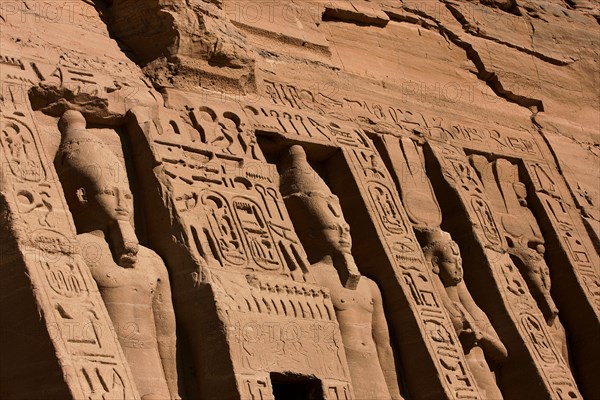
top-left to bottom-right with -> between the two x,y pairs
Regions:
258,78 -> 544,161
243,102 -> 370,149
54,111 -> 179,399
428,142 -> 581,399
0,103 -> 139,398
342,141 -> 486,399
470,156 -> 570,362
144,104 -> 310,279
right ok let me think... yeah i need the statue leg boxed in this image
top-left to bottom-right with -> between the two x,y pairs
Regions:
465,346 -> 503,400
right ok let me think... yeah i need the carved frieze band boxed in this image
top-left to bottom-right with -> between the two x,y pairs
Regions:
260,79 -> 545,161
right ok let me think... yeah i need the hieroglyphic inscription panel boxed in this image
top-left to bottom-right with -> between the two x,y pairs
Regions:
139,103 -> 312,281
127,99 -> 354,398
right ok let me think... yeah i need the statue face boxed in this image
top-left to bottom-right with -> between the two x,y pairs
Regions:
91,184 -> 133,222
320,219 -> 352,254
436,241 -> 463,285
77,167 -> 134,225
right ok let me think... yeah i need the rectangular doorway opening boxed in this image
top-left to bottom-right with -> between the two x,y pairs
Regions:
270,373 -> 324,400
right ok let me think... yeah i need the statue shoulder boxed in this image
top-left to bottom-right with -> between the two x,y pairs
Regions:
77,232 -> 103,244
137,246 -> 169,276
363,277 -> 383,299
137,245 -> 162,261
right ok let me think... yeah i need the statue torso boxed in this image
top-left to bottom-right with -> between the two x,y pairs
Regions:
311,264 -> 376,352
311,262 -> 392,399
78,232 -> 161,346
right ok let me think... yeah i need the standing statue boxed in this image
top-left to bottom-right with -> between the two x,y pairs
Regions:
470,156 -> 570,363
55,110 -> 179,400
423,229 -> 508,399
280,145 -> 403,400
381,137 -> 509,398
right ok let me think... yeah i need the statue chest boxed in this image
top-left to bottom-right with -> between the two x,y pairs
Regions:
316,271 -> 374,314
78,234 -> 158,295
331,286 -> 375,315
91,263 -> 158,295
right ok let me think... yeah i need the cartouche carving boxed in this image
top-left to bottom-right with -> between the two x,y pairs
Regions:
55,111 -> 179,400
280,145 -> 403,400
423,229 -> 507,399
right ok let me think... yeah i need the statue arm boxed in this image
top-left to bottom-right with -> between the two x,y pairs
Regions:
153,257 -> 180,400
369,279 -> 404,400
457,282 -> 508,362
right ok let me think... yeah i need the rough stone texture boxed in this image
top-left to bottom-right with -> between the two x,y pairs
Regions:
1,0 -> 598,399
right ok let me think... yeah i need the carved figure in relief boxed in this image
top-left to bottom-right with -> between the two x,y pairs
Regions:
470,156 -> 570,363
423,229 -> 508,399
55,111 -> 179,400
382,137 -> 507,397
280,145 -> 403,400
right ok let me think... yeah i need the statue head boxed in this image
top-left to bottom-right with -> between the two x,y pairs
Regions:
280,145 -> 352,257
56,110 -> 138,267
280,145 -> 360,288
422,229 -> 463,286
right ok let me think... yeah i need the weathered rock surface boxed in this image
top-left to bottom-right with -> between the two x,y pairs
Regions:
1,0 -> 598,399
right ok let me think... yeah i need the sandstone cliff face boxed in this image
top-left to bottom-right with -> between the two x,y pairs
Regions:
1,1 -> 598,399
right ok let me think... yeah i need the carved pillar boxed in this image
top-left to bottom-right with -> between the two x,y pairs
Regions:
125,97 -> 354,399
0,95 -> 139,397
378,136 -> 507,399
426,142 -> 581,399
337,142 -> 484,400
469,157 -> 569,358
523,160 -> 600,398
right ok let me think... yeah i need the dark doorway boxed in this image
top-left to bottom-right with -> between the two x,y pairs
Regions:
270,373 -> 324,400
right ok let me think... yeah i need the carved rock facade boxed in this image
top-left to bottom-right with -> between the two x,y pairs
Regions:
1,1 -> 598,399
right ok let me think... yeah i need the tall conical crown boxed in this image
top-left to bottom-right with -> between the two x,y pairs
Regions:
279,145 -> 360,289
55,110 -> 139,267
280,145 -> 344,224
56,110 -> 126,185
280,145 -> 336,200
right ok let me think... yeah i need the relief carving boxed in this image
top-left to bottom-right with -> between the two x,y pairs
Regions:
470,156 -> 570,363
125,104 -> 354,399
427,142 -> 581,399
1,100 -> 139,398
55,111 -> 179,400
380,136 -> 506,398
280,145 -> 403,400
2,0 -> 599,397
422,229 -> 507,399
